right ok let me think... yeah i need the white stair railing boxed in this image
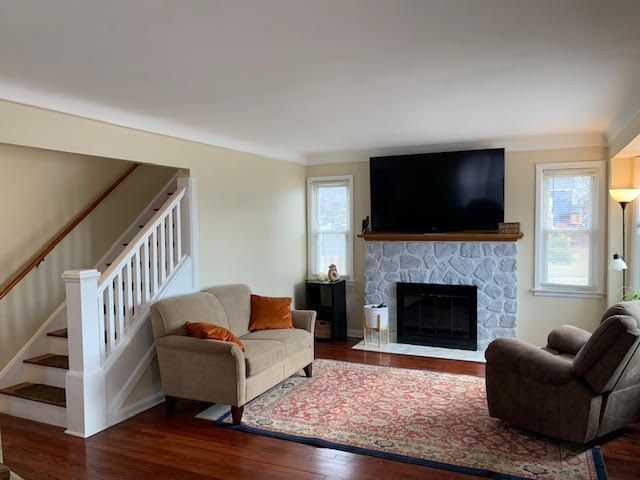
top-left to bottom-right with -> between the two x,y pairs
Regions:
96,185 -> 186,364
62,176 -> 194,438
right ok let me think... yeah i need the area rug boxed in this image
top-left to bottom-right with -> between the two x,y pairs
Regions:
199,359 -> 607,480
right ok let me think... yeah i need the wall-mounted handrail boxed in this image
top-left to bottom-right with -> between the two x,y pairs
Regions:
0,163 -> 139,301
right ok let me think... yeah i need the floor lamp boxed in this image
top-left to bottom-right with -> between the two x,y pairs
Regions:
609,188 -> 640,297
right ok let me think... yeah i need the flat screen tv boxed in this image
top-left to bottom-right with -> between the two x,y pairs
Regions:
370,148 -> 504,232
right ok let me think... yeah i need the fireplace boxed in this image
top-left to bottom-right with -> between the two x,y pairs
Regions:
397,282 -> 477,351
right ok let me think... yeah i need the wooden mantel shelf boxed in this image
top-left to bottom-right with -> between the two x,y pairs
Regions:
357,231 -> 524,242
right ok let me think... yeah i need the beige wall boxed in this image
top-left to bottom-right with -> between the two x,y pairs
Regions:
607,156 -> 635,305
0,143 -> 177,370
0,100 -> 307,411
1,144 -> 127,275
308,146 -> 609,345
0,100 -> 307,300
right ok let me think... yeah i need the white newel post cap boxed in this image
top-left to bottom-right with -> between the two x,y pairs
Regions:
62,269 -> 101,283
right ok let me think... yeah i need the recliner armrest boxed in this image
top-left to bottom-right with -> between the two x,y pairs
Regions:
547,325 -> 591,355
486,337 -> 573,385
292,309 -> 316,335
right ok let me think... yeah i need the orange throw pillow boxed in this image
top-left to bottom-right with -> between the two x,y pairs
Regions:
249,294 -> 293,331
185,322 -> 245,351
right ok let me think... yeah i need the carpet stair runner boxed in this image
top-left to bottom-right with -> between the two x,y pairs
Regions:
0,331 -> 69,408
0,382 -> 66,408
46,329 -> 68,339
23,354 -> 69,370
0,180 -> 180,427
0,194 -> 173,412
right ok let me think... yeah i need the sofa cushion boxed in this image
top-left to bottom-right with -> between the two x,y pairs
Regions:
204,284 -> 252,337
151,292 -> 229,338
185,322 -> 245,351
249,294 -> 293,331
241,328 -> 312,356
242,340 -> 285,377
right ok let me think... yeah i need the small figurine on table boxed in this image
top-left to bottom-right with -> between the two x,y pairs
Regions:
327,264 -> 340,281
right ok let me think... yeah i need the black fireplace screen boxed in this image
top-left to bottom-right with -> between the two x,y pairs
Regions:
397,282 -> 477,351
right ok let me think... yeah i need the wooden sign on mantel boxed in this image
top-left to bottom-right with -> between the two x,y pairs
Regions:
498,222 -> 521,234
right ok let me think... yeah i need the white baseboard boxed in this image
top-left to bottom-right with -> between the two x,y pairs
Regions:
109,392 -> 165,427
347,329 -> 364,338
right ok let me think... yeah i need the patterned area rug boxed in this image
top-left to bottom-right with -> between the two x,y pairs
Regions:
200,359 -> 607,480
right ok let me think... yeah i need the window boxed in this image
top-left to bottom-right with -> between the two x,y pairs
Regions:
534,161 -> 605,297
307,175 -> 353,278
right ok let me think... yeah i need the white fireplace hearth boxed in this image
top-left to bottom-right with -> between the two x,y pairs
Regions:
352,340 -> 487,362
364,240 -> 518,351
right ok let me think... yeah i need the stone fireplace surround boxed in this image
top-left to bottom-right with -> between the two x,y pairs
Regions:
364,241 -> 517,350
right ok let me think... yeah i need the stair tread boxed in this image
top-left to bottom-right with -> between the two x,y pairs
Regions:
0,382 -> 66,408
47,328 -> 68,338
24,353 -> 69,370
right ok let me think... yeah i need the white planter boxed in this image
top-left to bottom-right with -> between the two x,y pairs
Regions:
364,304 -> 389,328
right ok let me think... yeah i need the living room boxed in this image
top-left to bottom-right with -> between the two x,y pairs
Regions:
0,1 -> 639,479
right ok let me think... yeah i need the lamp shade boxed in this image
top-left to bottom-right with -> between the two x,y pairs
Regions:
609,189 -> 640,203
610,253 -> 628,271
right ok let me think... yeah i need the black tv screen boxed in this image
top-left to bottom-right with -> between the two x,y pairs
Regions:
370,148 -> 504,232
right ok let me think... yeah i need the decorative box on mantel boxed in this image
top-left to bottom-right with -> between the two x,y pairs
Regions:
359,231 -> 523,351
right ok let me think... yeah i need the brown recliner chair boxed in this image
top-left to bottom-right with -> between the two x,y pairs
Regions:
485,301 -> 640,443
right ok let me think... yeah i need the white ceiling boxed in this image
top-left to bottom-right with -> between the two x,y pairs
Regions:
0,0 -> 639,163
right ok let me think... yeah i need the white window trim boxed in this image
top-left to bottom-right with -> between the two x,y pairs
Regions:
307,175 -> 354,279
533,161 -> 606,298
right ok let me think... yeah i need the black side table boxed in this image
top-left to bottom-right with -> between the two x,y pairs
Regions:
305,279 -> 347,341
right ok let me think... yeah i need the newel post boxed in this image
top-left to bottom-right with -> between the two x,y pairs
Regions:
62,269 -> 107,437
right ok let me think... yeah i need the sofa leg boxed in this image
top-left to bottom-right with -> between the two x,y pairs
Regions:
165,395 -> 177,416
231,405 -> 244,425
304,363 -> 313,378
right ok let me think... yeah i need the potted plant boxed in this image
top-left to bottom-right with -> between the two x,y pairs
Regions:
364,303 -> 389,328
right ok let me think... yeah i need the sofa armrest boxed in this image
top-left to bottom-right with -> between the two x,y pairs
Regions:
292,309 -> 316,335
547,325 -> 592,355
155,334 -> 247,405
486,337 -> 573,385
157,334 -> 244,356
156,335 -> 246,379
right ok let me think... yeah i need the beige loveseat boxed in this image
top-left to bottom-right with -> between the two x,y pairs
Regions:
150,284 -> 316,424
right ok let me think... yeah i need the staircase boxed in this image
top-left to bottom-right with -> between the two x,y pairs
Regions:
0,173 -> 197,436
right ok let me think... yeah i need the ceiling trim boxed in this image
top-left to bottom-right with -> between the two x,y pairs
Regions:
305,132 -> 607,165
0,80 -> 611,167
0,80 -> 305,164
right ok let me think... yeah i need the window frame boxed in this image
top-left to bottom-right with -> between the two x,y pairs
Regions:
306,175 -> 354,279
533,161 -> 606,298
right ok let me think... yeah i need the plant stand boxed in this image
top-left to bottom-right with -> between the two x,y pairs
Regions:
362,312 -> 389,347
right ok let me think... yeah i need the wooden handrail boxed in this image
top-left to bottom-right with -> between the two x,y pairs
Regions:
0,163 -> 139,300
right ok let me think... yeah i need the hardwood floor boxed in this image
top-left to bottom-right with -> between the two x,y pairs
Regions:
0,338 -> 638,479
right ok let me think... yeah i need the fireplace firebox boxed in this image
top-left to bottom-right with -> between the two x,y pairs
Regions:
397,283 -> 477,351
